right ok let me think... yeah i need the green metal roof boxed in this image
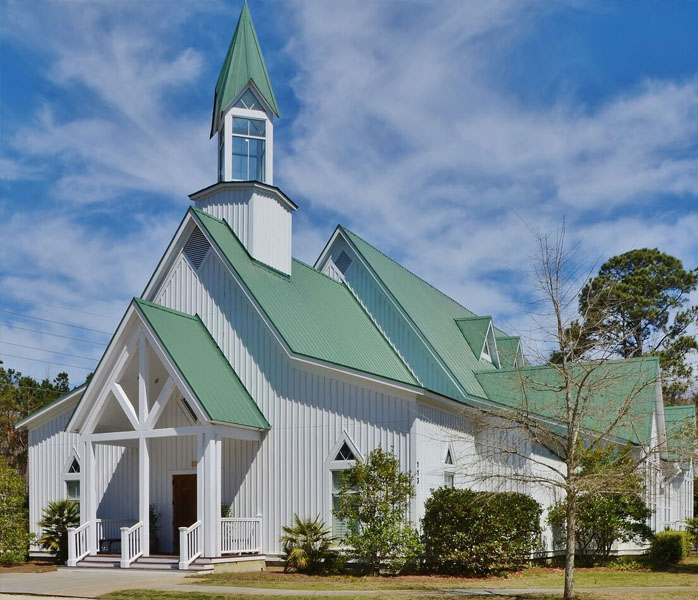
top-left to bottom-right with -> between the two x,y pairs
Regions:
192,210 -> 418,387
134,298 -> 269,430
495,335 -> 521,368
474,357 -> 659,445
211,1 -> 280,136
664,404 -> 696,463
339,226 -> 495,401
455,317 -> 492,358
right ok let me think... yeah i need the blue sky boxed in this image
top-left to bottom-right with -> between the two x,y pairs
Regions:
1,0 -> 697,386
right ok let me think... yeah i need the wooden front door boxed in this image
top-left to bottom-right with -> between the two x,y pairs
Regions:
172,474 -> 197,554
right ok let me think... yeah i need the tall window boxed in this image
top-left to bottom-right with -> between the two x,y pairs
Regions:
232,117 -> 266,181
444,447 -> 455,488
330,441 -> 357,539
65,456 -> 80,506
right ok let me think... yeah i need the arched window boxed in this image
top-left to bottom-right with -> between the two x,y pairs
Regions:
444,446 -> 455,488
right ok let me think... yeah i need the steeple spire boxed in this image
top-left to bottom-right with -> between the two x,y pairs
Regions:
210,1 -> 280,138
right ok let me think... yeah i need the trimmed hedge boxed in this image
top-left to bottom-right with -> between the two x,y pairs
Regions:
421,487 -> 542,575
649,531 -> 690,567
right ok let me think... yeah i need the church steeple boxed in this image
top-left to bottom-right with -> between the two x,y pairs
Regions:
211,2 -> 279,185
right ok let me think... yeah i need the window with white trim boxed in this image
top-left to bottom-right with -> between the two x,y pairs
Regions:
232,117 -> 266,181
444,447 -> 455,488
65,455 -> 80,506
329,439 -> 359,539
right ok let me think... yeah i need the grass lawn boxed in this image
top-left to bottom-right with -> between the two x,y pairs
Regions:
187,556 -> 698,591
100,591 -> 698,600
0,559 -> 57,573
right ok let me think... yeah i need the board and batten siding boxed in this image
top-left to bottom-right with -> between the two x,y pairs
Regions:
153,250 -> 416,555
325,238 -> 464,403
27,408 -> 137,552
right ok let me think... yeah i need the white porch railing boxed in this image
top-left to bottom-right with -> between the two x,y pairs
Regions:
120,521 -> 143,568
96,519 -> 135,550
666,520 -> 687,531
67,521 -> 91,566
220,517 -> 262,554
179,520 -> 202,570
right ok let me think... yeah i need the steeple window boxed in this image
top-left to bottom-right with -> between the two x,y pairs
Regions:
234,88 -> 265,111
232,117 -> 266,181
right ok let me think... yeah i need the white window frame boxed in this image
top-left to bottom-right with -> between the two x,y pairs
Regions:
326,433 -> 362,541
443,445 -> 456,488
63,449 -> 81,505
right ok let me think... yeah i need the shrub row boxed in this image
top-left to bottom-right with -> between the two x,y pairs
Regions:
421,487 -> 542,575
649,530 -> 691,568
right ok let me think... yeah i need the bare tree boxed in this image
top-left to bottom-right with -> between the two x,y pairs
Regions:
422,225 -> 692,600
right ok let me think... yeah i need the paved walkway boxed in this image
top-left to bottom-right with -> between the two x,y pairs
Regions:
1,569 -> 698,598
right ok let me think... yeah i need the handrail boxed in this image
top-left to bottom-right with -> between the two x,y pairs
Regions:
179,520 -> 202,570
67,521 -> 91,566
95,518 -> 135,550
220,517 -> 262,554
120,521 -> 144,568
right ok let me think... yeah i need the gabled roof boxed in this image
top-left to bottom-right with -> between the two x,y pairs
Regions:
211,1 -> 280,136
455,316 -> 492,357
495,335 -> 521,368
338,226 -> 496,401
474,357 -> 659,445
14,384 -> 85,429
134,298 -> 269,430
664,404 -> 696,463
192,210 -> 418,388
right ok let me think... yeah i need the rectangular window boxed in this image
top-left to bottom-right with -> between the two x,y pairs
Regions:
66,480 -> 80,504
219,134 -> 225,181
331,470 -> 358,540
444,472 -> 455,488
232,136 -> 265,181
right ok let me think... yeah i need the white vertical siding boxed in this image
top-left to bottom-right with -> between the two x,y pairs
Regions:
194,189 -> 251,249
326,239 -> 463,402
27,409 -> 136,552
154,250 -> 415,555
194,187 -> 293,275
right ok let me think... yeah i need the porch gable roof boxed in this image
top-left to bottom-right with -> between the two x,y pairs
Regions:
134,298 -> 270,430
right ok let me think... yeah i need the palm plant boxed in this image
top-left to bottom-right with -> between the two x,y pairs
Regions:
38,499 -> 80,563
280,514 -> 334,573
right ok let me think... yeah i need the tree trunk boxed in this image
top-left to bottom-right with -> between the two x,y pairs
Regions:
564,492 -> 576,600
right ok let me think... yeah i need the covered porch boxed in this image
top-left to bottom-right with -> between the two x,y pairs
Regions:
65,299 -> 270,570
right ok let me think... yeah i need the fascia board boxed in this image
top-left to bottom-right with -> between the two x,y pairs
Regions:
15,385 -> 85,430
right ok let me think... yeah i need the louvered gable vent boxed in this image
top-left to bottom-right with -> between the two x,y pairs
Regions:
335,250 -> 352,274
184,227 -> 210,270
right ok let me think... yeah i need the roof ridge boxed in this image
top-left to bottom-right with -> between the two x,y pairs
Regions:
338,225 -> 477,317
455,315 -> 492,322
134,297 -> 198,321
475,355 -> 660,375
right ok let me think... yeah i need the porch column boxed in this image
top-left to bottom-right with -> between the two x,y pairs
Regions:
201,432 -> 222,557
81,437 -> 97,553
139,436 -> 150,556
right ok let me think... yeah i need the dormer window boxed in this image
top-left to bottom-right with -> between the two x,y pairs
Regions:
482,339 -> 492,362
232,117 -> 266,181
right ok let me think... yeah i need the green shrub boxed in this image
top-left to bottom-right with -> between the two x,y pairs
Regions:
649,531 -> 690,568
38,499 -> 80,563
0,458 -> 32,564
547,492 -> 652,566
421,487 -> 542,575
685,517 -> 698,552
333,447 -> 421,574
281,514 -> 335,573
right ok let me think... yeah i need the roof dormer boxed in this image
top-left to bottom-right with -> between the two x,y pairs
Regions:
455,316 -> 501,368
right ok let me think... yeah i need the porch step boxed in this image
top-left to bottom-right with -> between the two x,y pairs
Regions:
70,554 -> 214,571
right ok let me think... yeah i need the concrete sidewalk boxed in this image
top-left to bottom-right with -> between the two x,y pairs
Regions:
2,570 -> 698,599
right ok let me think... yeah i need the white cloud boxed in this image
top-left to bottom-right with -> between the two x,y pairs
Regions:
276,0 -> 698,357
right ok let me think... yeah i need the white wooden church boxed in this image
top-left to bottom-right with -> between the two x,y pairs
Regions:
18,2 -> 694,571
